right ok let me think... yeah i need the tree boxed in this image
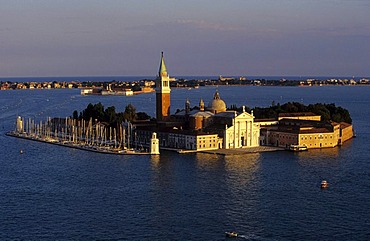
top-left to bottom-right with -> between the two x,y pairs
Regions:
123,103 -> 137,122
105,106 -> 116,124
308,104 -> 331,122
76,102 -> 153,126
93,102 -> 105,121
82,103 -> 95,121
234,102 -> 351,123
137,112 -> 151,120
72,110 -> 79,120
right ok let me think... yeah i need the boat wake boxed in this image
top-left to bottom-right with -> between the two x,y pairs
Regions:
227,233 -> 278,241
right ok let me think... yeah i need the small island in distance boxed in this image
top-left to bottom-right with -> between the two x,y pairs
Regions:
1,75 -> 370,93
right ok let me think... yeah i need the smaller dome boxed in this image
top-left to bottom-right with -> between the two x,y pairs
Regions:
208,90 -> 226,113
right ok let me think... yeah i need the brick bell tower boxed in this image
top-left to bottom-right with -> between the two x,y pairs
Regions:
156,52 -> 171,121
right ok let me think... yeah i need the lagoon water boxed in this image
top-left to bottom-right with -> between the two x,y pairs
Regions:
0,85 -> 369,240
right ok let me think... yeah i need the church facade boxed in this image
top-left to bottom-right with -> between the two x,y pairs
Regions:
219,111 -> 260,149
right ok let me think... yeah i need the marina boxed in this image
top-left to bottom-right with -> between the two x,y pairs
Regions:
6,131 -> 151,155
6,116 -> 159,155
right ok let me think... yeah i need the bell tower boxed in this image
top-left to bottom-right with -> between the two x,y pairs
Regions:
156,52 -> 171,121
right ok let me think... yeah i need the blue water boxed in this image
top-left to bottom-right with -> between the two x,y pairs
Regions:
0,86 -> 369,240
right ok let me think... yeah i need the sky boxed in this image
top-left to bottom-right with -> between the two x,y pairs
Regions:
0,0 -> 369,77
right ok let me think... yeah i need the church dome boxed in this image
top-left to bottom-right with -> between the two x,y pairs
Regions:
208,90 -> 226,113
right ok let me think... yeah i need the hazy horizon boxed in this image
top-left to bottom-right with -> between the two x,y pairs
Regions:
1,75 -> 368,83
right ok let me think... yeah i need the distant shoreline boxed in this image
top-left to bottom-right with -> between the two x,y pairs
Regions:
1,76 -> 369,91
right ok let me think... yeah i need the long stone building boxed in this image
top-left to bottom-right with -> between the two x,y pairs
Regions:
258,113 -> 354,149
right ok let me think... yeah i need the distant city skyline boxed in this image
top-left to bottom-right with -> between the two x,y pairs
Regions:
1,0 -> 369,77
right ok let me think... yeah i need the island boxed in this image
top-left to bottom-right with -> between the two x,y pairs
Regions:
6,53 -> 355,155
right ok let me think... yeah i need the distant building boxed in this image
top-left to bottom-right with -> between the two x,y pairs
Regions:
81,88 -> 102,95
219,75 -> 235,81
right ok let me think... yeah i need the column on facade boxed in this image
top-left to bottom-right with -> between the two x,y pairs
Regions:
223,126 -> 228,149
245,121 -> 250,146
250,121 -> 254,146
237,120 -> 240,148
233,118 -> 236,149
251,120 -> 254,146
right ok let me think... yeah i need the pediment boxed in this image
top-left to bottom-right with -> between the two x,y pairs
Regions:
235,112 -> 254,120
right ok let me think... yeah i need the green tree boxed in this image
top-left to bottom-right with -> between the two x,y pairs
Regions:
72,110 -> 79,120
105,106 -> 116,124
93,102 -> 105,121
123,103 -> 137,122
308,103 -> 331,122
137,112 -> 151,120
82,103 -> 95,121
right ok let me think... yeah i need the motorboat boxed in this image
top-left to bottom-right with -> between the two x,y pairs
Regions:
321,180 -> 328,189
225,231 -> 238,238
289,144 -> 308,152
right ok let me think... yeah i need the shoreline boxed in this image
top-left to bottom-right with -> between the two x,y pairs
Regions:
200,146 -> 285,155
2,76 -> 370,91
6,131 -> 285,156
6,132 -> 152,155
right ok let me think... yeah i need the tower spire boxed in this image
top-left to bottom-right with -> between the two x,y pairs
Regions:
159,51 -> 168,78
